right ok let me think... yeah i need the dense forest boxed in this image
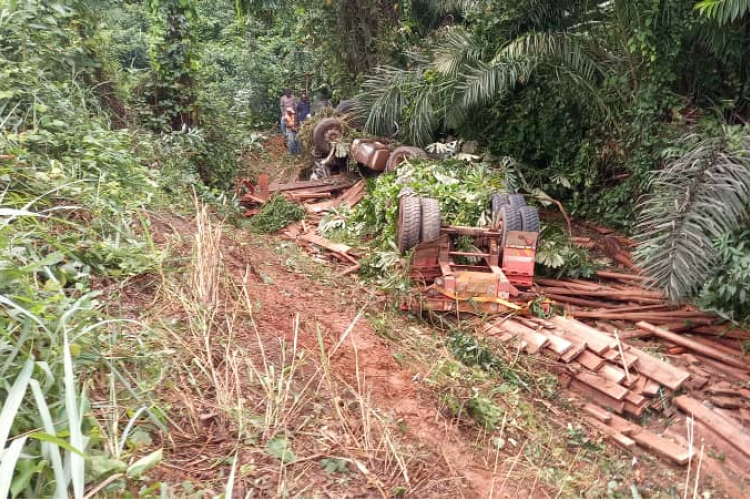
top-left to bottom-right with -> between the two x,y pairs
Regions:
2,0 -> 750,497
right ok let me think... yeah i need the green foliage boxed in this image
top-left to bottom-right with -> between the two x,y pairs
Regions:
145,0 -> 199,131
695,0 -> 750,24
447,330 -> 529,389
535,224 -> 597,279
635,125 -> 750,301
700,230 -> 750,321
247,195 -> 306,233
350,159 -> 510,249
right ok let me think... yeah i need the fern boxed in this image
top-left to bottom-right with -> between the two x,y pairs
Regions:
635,126 -> 750,300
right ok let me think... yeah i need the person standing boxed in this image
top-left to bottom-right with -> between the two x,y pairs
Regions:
297,91 -> 312,123
279,89 -> 296,134
283,107 -> 300,155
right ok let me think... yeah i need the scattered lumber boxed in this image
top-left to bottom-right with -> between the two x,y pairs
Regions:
583,403 -> 612,423
576,350 -> 605,371
691,325 -> 750,341
585,416 -> 635,450
636,322 -> 750,370
306,179 -> 366,214
595,270 -> 647,282
709,396 -> 742,409
550,316 -> 617,354
674,396 -> 750,461
570,380 -> 625,413
604,411 -> 692,465
626,345 -> 691,391
495,319 -> 549,354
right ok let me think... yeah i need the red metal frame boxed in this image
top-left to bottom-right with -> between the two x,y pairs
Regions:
408,225 -> 538,314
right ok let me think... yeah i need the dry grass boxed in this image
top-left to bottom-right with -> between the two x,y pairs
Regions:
104,206 -> 459,498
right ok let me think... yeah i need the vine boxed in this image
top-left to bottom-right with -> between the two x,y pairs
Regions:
147,0 -> 199,131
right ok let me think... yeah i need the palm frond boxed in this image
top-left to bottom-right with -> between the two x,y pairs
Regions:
457,58 -> 534,109
500,31 -> 599,83
431,27 -> 484,76
695,0 -> 750,24
356,66 -> 417,136
634,126 -> 750,300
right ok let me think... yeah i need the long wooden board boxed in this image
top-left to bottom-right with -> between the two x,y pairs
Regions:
674,396 -> 750,461
606,412 -> 692,465
636,322 -> 750,370
626,346 -> 691,391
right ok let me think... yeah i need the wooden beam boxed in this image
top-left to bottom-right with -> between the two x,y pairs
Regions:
606,412 -> 692,465
636,322 -> 750,370
674,396 -> 750,461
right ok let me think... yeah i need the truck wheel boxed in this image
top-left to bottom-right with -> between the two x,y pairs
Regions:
313,118 -> 345,154
508,194 -> 526,206
397,195 -> 422,253
335,99 -> 357,114
420,197 -> 441,243
386,146 -> 427,173
498,205 -> 522,247
518,206 -> 540,232
490,192 -> 509,220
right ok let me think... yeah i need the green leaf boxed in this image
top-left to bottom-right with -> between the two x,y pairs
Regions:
265,435 -> 295,464
11,459 -> 47,498
29,432 -> 86,458
126,449 -> 163,479
89,455 -> 127,479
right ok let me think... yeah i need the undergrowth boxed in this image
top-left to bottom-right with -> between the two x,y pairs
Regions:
246,195 -> 305,234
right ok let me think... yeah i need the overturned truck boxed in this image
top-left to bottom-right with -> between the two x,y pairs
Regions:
311,116 -> 430,177
397,192 -> 540,315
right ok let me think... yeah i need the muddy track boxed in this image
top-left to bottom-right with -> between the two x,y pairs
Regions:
224,239 -> 516,498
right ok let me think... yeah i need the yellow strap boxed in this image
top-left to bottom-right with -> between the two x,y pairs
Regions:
433,286 -> 525,311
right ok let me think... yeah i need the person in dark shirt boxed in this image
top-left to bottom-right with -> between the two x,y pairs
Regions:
297,91 -> 312,123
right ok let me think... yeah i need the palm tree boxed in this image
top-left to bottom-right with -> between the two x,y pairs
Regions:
355,0 -> 606,145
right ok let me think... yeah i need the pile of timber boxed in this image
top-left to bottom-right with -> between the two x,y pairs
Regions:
482,314 -> 750,468
240,173 -> 362,211
534,276 -> 717,326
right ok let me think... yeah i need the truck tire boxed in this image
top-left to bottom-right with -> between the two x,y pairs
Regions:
313,118 -> 345,154
335,99 -> 357,114
397,195 -> 422,253
498,204 -> 522,247
420,197 -> 441,243
490,192 -> 509,220
518,206 -> 540,233
508,194 -> 526,207
385,146 -> 427,173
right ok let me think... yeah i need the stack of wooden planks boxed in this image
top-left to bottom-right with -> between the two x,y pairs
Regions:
482,310 -> 750,475
482,315 -> 695,464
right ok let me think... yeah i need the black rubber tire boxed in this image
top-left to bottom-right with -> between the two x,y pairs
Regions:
420,197 -> 441,243
498,205 -> 523,247
335,99 -> 357,114
397,195 -> 422,253
508,194 -> 526,206
518,205 -> 540,233
385,146 -> 427,173
312,117 -> 345,154
490,193 -> 509,219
